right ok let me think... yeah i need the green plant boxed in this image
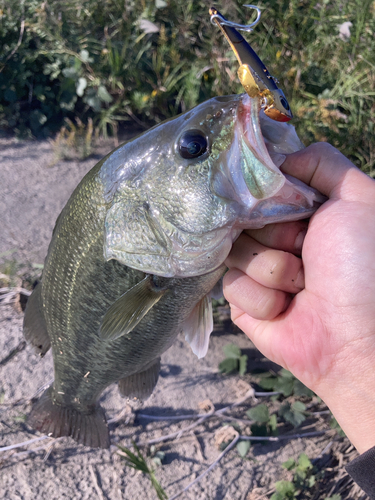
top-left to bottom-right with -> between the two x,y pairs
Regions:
246,403 -> 278,437
50,116 -> 95,161
118,442 -> 167,500
0,0 -> 374,173
271,453 -> 317,499
219,343 -> 248,376
330,416 -> 346,438
236,439 -> 251,458
278,401 -> 307,427
256,369 -> 314,398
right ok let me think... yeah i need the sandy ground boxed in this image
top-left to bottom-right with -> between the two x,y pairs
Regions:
0,137 -> 368,500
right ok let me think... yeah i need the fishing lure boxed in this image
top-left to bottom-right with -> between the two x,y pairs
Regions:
210,5 -> 293,122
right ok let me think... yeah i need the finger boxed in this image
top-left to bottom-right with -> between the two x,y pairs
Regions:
244,220 -> 308,255
223,268 -> 291,321
227,304 -> 287,369
226,233 -> 304,293
281,142 -> 373,202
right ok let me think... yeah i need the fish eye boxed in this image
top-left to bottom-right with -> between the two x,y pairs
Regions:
178,130 -> 208,159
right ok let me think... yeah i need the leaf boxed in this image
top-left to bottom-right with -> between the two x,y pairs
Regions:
75,77 -> 87,97
4,88 -> 17,103
98,85 -> 113,103
152,456 -> 163,467
223,343 -> 241,359
155,0 -> 167,8
247,404 -> 269,423
268,414 -> 278,433
274,480 -> 296,495
79,49 -> 92,63
84,94 -> 102,112
13,413 -> 27,423
62,67 -> 79,80
236,440 -> 250,458
258,377 -> 278,390
291,401 -> 306,413
288,410 -> 306,427
270,494 -> 286,500
293,379 -> 315,397
307,474 -> 316,487
118,444 -> 149,473
250,423 -> 268,437
238,354 -> 248,376
282,457 -> 296,470
139,19 -> 160,34
330,417 -> 346,437
218,357 -> 238,374
278,402 -> 306,427
149,473 -> 168,500
297,453 -> 312,471
274,376 -> 294,396
279,369 -> 294,379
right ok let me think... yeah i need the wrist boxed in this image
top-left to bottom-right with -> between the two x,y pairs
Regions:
318,369 -> 375,454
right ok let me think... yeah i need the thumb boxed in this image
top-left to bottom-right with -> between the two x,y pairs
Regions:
281,142 -> 370,201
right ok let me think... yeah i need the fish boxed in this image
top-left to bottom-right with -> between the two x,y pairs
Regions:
23,93 -> 324,448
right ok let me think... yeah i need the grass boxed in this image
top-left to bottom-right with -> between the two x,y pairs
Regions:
0,0 -> 374,170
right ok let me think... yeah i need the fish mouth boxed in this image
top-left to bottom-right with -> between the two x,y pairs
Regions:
234,93 -> 326,226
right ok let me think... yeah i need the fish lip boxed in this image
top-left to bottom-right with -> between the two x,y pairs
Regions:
233,93 -> 326,219
237,93 -> 280,169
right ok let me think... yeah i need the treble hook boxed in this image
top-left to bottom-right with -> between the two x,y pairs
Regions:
209,6 -> 293,122
210,4 -> 261,32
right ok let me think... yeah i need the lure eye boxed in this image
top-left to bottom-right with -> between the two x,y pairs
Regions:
178,130 -> 208,159
280,96 -> 290,111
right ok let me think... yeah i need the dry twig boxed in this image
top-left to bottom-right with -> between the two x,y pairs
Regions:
167,432 -> 240,500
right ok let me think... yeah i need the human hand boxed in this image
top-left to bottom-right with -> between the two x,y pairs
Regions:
223,143 -> 375,453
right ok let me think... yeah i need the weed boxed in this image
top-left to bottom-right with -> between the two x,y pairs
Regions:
219,343 -> 248,376
256,368 -> 314,398
247,403 -> 278,437
118,442 -> 167,500
330,416 -> 346,438
236,439 -> 251,458
13,413 -> 27,424
51,117 -> 95,162
0,0 -> 373,171
271,453 -> 317,499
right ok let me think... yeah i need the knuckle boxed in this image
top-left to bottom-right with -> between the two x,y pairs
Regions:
309,142 -> 336,155
257,289 -> 284,319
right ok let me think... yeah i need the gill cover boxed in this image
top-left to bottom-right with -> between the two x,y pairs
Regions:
102,94 -> 322,278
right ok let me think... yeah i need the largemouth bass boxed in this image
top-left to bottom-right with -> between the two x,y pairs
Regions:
23,94 -> 324,448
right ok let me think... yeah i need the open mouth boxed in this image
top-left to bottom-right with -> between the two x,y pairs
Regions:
235,93 -> 326,221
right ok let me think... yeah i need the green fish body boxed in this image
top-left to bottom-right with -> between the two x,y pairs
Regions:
24,94 -> 324,448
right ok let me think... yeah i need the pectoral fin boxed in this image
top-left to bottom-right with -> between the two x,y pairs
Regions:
100,276 -> 166,341
183,294 -> 213,359
210,278 -> 223,301
118,357 -> 161,401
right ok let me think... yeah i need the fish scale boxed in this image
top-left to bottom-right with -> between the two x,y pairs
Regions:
24,94 -> 324,448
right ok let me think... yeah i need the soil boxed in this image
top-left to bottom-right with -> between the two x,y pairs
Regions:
0,137 -> 368,500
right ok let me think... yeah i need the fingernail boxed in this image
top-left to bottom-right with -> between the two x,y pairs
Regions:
270,153 -> 286,167
294,268 -> 305,290
295,229 -> 307,252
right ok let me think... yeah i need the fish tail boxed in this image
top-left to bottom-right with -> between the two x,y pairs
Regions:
28,387 -> 110,449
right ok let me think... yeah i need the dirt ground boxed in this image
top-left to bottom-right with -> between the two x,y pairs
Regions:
0,137 -> 368,500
